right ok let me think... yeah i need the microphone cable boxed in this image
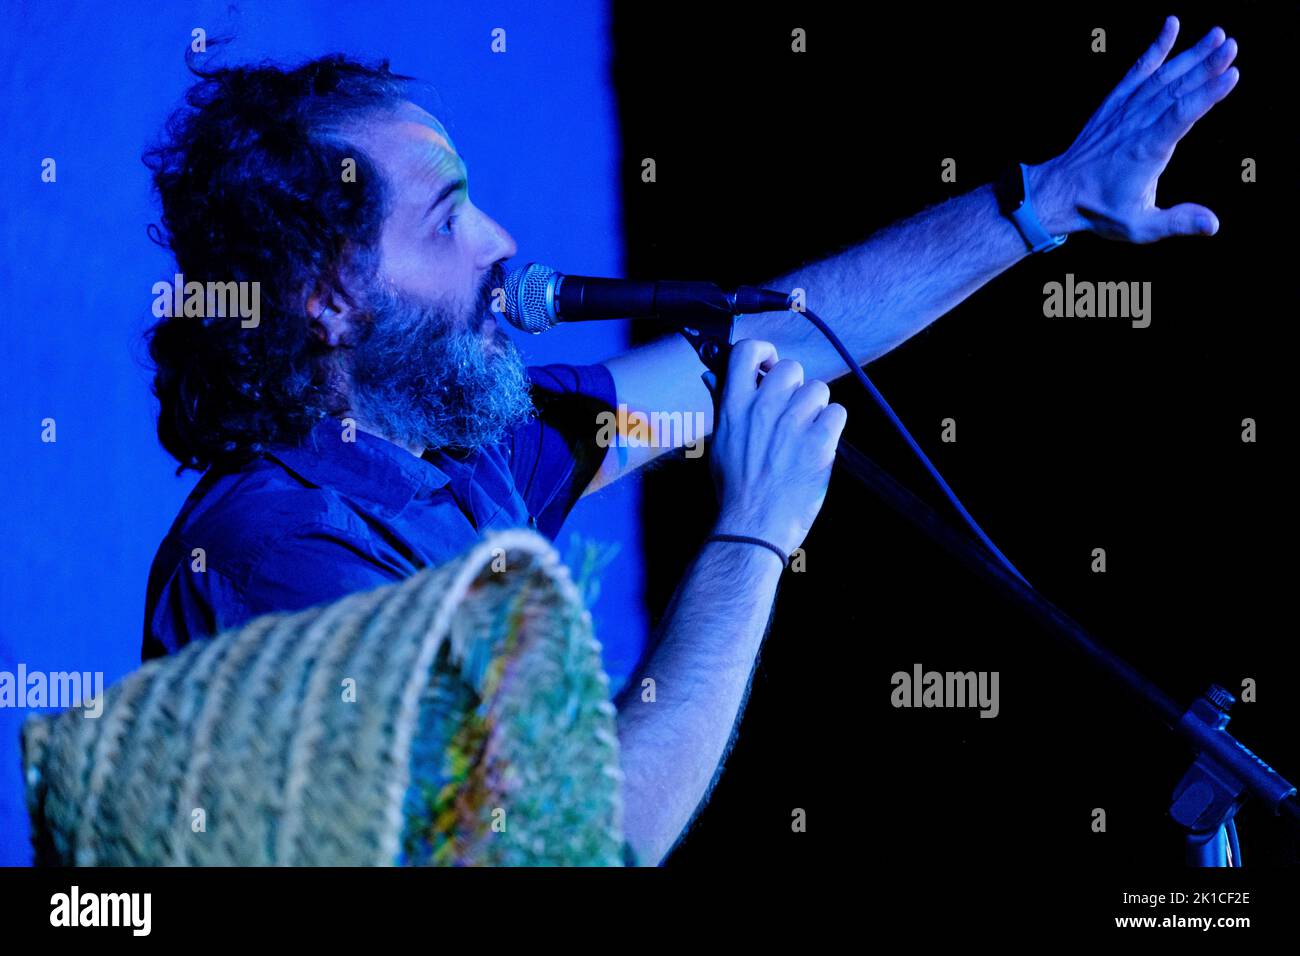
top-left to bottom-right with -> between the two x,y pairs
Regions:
769,300 -> 1032,588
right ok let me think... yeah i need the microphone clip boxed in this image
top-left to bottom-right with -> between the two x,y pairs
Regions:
677,313 -> 736,424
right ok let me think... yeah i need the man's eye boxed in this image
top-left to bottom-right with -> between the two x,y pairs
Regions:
437,216 -> 457,236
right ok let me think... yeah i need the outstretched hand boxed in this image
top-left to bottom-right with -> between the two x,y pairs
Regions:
1030,16 -> 1240,244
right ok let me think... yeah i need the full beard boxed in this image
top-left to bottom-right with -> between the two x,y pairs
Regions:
347,266 -> 536,454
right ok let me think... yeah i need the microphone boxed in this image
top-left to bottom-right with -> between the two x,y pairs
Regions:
501,262 -> 792,333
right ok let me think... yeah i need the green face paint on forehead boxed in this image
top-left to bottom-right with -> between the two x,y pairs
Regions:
421,112 -> 457,157
409,113 -> 468,196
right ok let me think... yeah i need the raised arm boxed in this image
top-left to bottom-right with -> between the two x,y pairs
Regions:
588,17 -> 1238,495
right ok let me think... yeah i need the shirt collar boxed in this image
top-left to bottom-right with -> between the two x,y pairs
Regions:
264,419 -> 453,514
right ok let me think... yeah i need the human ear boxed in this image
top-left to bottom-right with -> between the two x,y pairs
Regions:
307,292 -> 352,347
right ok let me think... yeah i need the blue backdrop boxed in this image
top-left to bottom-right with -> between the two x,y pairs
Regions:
0,0 -> 643,866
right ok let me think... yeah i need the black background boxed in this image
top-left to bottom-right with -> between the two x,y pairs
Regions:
613,0 -> 1298,883
0,1 -> 1294,936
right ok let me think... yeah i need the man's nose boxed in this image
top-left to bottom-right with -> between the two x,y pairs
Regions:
477,211 -> 517,267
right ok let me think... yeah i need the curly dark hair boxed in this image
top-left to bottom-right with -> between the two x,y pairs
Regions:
143,50 -> 413,472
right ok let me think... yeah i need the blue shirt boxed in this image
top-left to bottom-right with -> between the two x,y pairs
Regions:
142,363 -> 618,661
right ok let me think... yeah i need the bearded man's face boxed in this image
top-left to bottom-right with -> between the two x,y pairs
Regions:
328,101 -> 534,453
347,261 -> 535,453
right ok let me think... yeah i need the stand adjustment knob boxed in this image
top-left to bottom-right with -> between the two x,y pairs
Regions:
1205,684 -> 1235,714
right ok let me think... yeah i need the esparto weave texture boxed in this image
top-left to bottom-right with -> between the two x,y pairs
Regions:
21,528 -> 625,866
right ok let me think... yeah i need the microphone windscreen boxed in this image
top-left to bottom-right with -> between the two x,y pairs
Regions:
503,262 -> 558,333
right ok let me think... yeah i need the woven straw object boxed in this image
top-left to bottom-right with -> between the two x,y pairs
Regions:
21,529 -> 625,866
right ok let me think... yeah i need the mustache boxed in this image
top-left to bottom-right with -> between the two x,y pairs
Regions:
353,263 -> 509,344
471,262 -> 508,329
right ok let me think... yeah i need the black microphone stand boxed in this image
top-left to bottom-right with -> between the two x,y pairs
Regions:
678,310 -> 1300,866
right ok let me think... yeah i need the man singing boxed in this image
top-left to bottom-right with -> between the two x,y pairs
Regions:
141,18 -> 1237,864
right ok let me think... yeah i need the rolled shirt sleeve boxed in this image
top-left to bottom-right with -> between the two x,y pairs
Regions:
511,363 -> 618,539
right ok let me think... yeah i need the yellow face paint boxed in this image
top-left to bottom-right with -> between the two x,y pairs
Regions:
420,133 -> 468,201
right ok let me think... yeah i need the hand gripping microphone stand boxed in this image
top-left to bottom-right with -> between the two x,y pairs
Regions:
675,292 -> 1299,867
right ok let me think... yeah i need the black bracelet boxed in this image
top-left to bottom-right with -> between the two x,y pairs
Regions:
705,533 -> 788,569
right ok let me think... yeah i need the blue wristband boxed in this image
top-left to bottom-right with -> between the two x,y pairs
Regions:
1009,163 -> 1067,254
